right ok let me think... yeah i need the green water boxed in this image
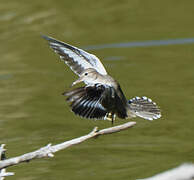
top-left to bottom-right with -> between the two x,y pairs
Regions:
1,0 -> 194,179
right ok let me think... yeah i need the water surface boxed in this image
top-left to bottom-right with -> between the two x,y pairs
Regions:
1,0 -> 194,179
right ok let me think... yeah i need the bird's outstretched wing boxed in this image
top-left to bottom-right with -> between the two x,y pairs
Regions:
63,84 -> 127,120
63,85 -> 108,120
42,35 -> 107,76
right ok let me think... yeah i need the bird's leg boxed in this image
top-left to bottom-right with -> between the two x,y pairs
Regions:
111,114 -> 116,125
106,113 -> 116,125
111,117 -> 114,125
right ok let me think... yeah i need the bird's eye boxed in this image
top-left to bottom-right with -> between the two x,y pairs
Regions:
84,73 -> 88,76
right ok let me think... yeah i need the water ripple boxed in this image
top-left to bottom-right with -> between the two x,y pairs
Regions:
84,37 -> 194,50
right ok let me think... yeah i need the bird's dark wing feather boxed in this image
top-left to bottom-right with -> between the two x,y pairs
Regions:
63,84 -> 127,120
63,85 -> 107,119
42,35 -> 107,76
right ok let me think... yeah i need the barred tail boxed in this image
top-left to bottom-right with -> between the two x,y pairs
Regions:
127,96 -> 161,120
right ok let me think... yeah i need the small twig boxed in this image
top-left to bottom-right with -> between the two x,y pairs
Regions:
0,169 -> 14,178
0,145 -> 14,180
0,122 -> 136,170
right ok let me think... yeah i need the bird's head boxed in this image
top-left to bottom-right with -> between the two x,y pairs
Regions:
72,68 -> 98,86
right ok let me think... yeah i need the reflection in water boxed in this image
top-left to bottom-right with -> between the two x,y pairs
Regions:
0,74 -> 13,80
84,37 -> 194,50
104,56 -> 125,61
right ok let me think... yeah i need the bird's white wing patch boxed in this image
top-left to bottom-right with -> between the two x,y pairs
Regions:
56,45 -> 93,75
43,35 -> 107,76
77,48 -> 107,75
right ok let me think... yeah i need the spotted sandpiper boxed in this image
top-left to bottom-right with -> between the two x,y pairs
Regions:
43,35 -> 161,123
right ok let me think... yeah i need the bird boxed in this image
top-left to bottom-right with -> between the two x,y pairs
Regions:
42,35 -> 161,123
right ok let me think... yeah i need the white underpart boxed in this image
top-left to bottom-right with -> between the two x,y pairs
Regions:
84,78 -> 112,86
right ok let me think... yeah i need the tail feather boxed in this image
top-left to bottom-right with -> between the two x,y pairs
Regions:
128,96 -> 161,120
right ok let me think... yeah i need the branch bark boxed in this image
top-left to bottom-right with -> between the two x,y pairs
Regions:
0,121 -> 136,170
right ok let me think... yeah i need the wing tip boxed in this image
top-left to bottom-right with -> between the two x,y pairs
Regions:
41,34 -> 58,43
41,34 -> 50,41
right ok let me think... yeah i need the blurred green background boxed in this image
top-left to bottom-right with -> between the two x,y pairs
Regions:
0,0 -> 194,179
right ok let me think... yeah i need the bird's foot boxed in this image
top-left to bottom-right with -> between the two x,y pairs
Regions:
105,113 -> 116,125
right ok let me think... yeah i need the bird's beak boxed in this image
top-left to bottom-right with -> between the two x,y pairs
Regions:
71,77 -> 83,87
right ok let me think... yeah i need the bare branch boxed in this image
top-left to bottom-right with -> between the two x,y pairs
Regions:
138,163 -> 194,180
0,122 -> 136,170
